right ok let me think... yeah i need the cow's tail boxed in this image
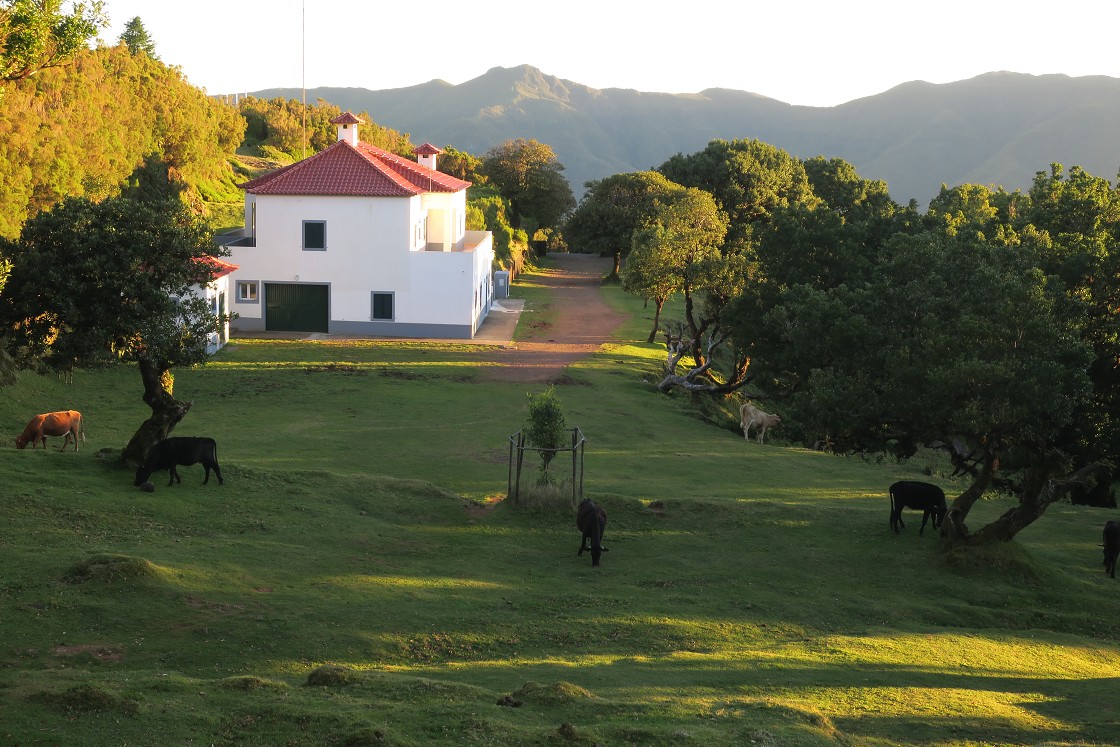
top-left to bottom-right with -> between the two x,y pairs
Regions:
889,487 -> 896,529
739,403 -> 753,437
77,411 -> 86,442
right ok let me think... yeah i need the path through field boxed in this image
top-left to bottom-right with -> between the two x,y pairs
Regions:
483,253 -> 627,383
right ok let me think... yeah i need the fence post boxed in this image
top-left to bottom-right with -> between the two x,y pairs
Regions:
578,429 -> 585,501
507,431 -> 515,500
570,428 -> 578,509
514,431 -> 526,503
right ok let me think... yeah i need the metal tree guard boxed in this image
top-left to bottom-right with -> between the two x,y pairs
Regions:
508,427 -> 586,508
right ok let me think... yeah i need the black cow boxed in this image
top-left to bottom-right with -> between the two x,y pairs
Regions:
134,437 -> 224,487
576,498 -> 608,567
889,481 -> 947,535
1104,520 -> 1120,579
1070,465 -> 1117,508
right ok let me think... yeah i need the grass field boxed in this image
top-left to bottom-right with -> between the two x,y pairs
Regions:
1,260 -> 1118,746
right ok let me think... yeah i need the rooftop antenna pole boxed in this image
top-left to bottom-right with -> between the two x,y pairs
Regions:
301,0 -> 307,160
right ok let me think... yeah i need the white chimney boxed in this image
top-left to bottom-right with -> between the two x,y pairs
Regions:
414,143 -> 443,172
330,112 -> 363,147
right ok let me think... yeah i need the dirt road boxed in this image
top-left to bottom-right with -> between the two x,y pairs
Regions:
483,253 -> 627,383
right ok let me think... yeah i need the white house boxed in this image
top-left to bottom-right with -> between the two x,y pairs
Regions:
219,112 -> 495,339
192,257 -> 239,353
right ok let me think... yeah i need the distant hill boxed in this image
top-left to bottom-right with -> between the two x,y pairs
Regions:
248,66 -> 1120,205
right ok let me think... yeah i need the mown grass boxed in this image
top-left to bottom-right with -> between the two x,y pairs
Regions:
1,259 -> 1118,746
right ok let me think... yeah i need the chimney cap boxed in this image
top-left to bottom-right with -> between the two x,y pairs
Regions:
330,112 -> 363,125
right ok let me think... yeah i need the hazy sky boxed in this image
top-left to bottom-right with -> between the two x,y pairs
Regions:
100,0 -> 1118,107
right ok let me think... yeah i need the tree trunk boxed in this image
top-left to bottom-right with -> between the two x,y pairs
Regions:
682,281 -> 703,366
966,462 -> 1104,544
941,451 -> 999,542
647,299 -> 665,343
120,358 -> 192,465
0,346 -> 16,387
967,464 -> 1054,544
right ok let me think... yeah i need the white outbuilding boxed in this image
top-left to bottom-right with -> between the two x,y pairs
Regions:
220,112 -> 495,338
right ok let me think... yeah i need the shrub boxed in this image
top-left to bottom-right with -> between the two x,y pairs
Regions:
526,386 -> 566,475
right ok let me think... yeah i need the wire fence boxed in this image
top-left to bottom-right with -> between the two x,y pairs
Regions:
507,427 -> 586,509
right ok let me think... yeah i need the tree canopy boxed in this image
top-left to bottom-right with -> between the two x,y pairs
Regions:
621,187 -> 727,344
603,134 -> 1120,543
658,138 -> 819,248
724,164 -> 1119,543
0,0 -> 105,85
238,96 -> 413,162
0,44 -> 244,239
481,138 -> 575,233
0,179 -> 229,461
565,171 -> 682,278
118,15 -> 156,58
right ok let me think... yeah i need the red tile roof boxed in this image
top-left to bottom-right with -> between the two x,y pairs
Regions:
239,140 -> 471,197
414,143 -> 442,155
330,112 -> 363,125
197,256 -> 239,280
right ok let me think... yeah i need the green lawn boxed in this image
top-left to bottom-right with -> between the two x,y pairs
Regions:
1,262 -> 1117,746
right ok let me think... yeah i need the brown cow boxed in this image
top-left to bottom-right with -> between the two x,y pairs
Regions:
14,410 -> 85,451
739,402 -> 781,444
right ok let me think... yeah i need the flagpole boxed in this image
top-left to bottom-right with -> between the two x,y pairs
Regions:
301,0 -> 307,160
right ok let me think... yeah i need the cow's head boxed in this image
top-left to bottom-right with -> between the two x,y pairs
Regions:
133,466 -> 151,486
931,504 -> 948,529
14,436 -> 27,449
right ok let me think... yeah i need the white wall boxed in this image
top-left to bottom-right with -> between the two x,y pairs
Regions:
230,194 -> 414,324
228,188 -> 490,335
187,274 -> 232,353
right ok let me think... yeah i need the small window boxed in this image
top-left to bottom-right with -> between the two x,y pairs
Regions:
303,220 -> 326,250
237,281 -> 258,303
371,292 -> 394,321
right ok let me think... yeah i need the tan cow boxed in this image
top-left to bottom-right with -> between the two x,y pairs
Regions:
14,410 -> 86,451
739,402 -> 780,444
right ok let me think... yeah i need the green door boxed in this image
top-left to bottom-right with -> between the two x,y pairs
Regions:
264,283 -> 329,333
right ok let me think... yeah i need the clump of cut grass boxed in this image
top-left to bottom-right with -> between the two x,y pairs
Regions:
64,553 -> 158,583
555,722 -> 579,741
35,683 -> 139,714
339,726 -> 402,746
511,681 -> 594,704
305,664 -> 362,687
220,675 -> 289,691
744,730 -> 779,747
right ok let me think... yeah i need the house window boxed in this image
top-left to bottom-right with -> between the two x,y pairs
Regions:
371,292 -> 394,321
237,281 -> 259,303
303,220 -> 326,251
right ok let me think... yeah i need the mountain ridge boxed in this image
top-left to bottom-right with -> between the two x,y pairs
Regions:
246,66 -> 1120,205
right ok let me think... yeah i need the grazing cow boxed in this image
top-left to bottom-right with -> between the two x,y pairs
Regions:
14,410 -> 85,451
1104,521 -> 1120,579
739,402 -> 781,444
1070,465 -> 1117,508
889,480 -> 947,535
576,498 -> 608,567
134,437 -> 224,487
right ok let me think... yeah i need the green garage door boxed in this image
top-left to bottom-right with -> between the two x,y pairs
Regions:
265,283 -> 329,333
